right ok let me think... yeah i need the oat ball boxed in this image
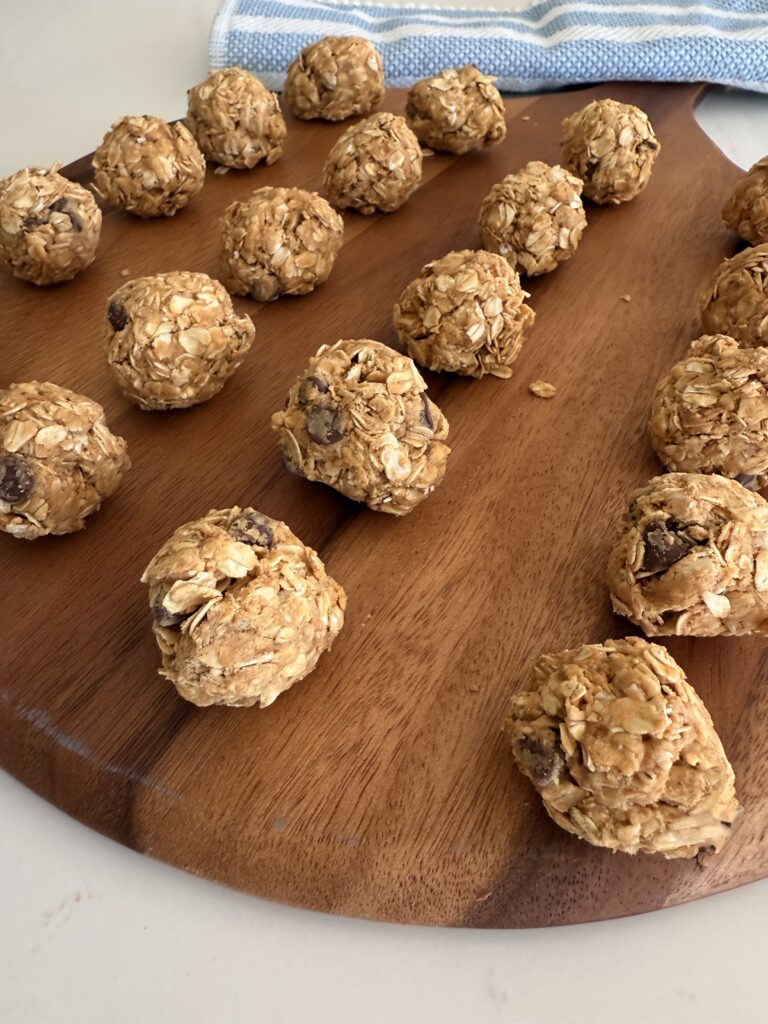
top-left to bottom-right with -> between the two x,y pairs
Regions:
142,506 -> 346,708
0,381 -> 130,539
92,115 -> 205,218
405,65 -> 506,155
650,334 -> 768,487
701,244 -> 768,347
220,186 -> 343,301
607,472 -> 768,637
393,249 -> 534,378
322,112 -> 422,214
105,271 -> 255,410
185,67 -> 286,170
722,156 -> 768,245
478,161 -> 586,277
0,166 -> 101,285
284,35 -> 385,122
505,637 -> 741,859
271,339 -> 450,515
561,99 -> 660,204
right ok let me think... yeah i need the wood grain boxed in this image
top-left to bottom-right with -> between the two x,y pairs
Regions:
2,83 -> 764,928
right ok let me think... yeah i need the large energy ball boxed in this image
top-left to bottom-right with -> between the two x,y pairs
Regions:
105,271 -> 255,410
271,339 -> 450,515
650,334 -> 768,488
220,186 -> 344,301
505,637 -> 741,858
478,161 -> 587,276
405,65 -> 506,155
701,244 -> 768,347
607,472 -> 768,637
393,249 -> 534,378
722,156 -> 768,245
0,166 -> 101,285
185,67 -> 286,169
142,506 -> 346,708
284,35 -> 385,122
0,381 -> 130,539
92,115 -> 205,218
322,112 -> 422,214
561,98 -> 660,204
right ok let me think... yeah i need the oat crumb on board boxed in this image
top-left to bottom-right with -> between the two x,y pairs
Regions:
621,294 -> 631,302
521,115 -> 531,121
214,165 -> 232,175
529,380 -> 557,398
120,268 -> 130,277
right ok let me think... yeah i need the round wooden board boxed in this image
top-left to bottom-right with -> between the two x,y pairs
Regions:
2,83 -> 765,928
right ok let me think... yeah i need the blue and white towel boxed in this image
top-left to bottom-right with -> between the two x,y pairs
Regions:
210,0 -> 768,94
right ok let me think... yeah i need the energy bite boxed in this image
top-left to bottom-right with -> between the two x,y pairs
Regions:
284,35 -> 385,121
105,271 -> 255,410
271,339 -> 450,515
607,472 -> 768,636
722,156 -> 768,245
220,186 -> 343,301
505,637 -> 741,858
0,166 -> 101,285
650,334 -> 768,487
142,507 -> 346,708
322,112 -> 422,214
405,65 -> 506,155
186,67 -> 286,169
561,98 -> 660,204
393,249 -> 534,378
701,244 -> 768,347
478,161 -> 586,276
0,381 -> 130,539
92,115 -> 205,218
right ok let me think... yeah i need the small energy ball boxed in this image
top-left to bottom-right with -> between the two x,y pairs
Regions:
185,67 -> 286,169
220,186 -> 343,301
105,271 -> 255,410
322,112 -> 422,214
478,161 -> 586,277
505,637 -> 741,859
561,98 -> 660,204
0,381 -> 130,539
0,166 -> 101,285
271,339 -> 450,515
142,506 -> 346,708
607,472 -> 768,637
650,334 -> 768,487
92,115 -> 205,218
701,244 -> 768,347
722,156 -> 768,245
393,249 -> 534,378
284,35 -> 385,122
405,65 -> 506,155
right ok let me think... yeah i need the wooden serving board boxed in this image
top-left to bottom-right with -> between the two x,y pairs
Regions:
2,82 -> 765,928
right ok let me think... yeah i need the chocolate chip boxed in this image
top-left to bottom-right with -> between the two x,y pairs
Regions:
229,511 -> 275,548
49,197 -> 82,231
21,212 -> 45,230
420,393 -> 435,431
306,404 -> 344,445
0,454 -> 36,504
640,518 -> 696,574
516,734 -> 564,787
152,604 -> 186,628
108,301 -> 130,332
298,375 -> 329,405
735,473 -> 758,491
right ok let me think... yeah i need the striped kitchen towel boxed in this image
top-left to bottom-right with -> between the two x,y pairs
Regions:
209,0 -> 768,93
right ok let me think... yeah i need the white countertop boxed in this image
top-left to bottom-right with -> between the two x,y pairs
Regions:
3,3 -> 768,1022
